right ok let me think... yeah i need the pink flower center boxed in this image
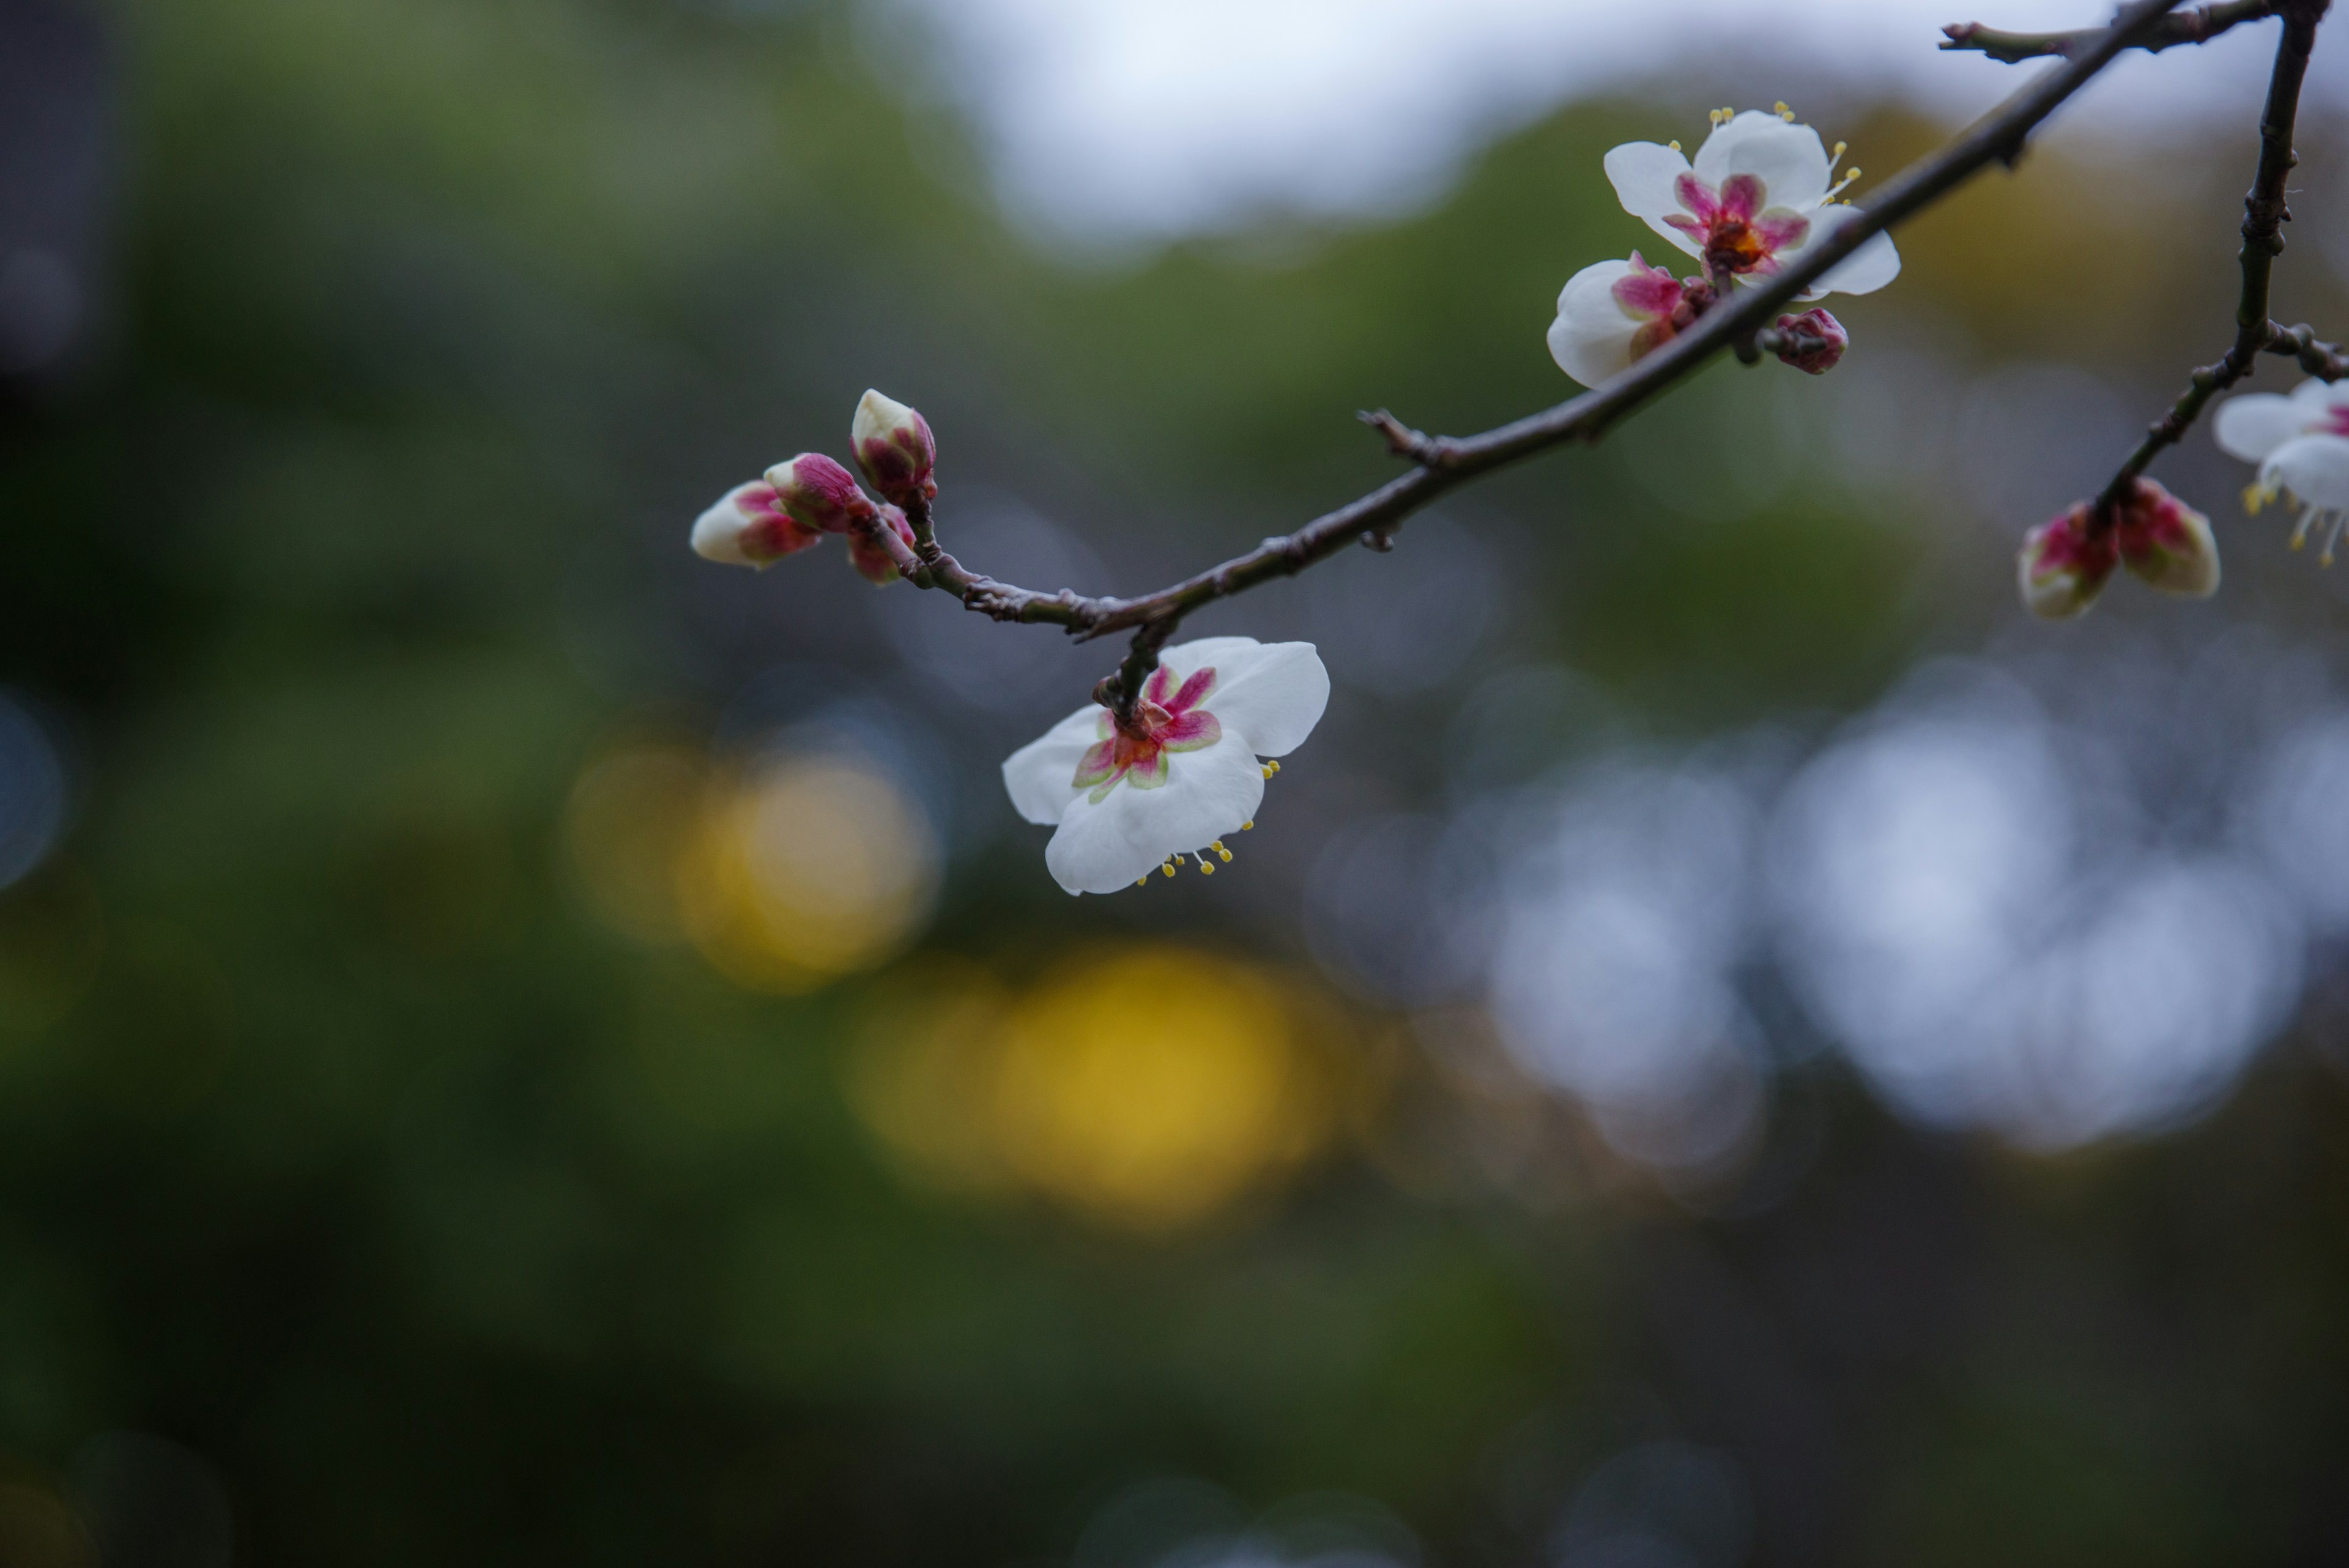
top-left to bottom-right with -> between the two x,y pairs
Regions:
1072,665 -> 1225,801
2323,406 -> 2349,438
1610,252 -> 1703,361
1663,173 -> 1811,278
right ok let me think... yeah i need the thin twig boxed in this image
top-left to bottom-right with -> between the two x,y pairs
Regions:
880,0 -> 2192,715
2263,321 -> 2349,379
1943,0 -> 2279,61
2093,0 -> 2327,518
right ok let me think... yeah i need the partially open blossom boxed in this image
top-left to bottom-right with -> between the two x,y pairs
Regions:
690,480 -> 824,570
1001,637 -> 1329,896
851,390 -> 938,507
1603,108 -> 1899,299
845,505 -> 918,586
2115,477 -> 2219,598
2017,502 -> 2117,620
1548,251 -> 1699,388
1772,308 -> 1847,374
763,453 -> 877,535
2214,378 -> 2349,563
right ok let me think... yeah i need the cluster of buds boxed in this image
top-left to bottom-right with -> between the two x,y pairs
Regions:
691,390 -> 937,585
2018,477 -> 2218,619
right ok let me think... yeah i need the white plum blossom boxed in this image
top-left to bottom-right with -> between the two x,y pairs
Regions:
1604,108 -> 1901,299
1548,251 -> 1693,388
1001,637 -> 1329,895
2215,377 -> 2349,562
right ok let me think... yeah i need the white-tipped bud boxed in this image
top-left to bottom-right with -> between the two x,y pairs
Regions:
762,453 -> 877,535
2117,477 -> 2220,598
690,480 -> 823,570
846,504 -> 918,585
850,390 -> 937,507
2017,502 -> 2117,620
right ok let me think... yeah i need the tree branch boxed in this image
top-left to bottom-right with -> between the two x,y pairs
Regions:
880,0 -> 2191,716
1943,0 -> 2279,62
2093,0 -> 2326,518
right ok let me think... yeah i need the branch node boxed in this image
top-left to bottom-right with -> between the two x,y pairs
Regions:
1359,409 -> 1460,468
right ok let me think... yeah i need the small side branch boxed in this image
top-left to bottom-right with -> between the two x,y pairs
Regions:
2264,321 -> 2349,379
1943,0 -> 2279,62
2093,0 -> 2325,515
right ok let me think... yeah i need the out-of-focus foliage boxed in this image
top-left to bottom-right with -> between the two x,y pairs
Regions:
4,0 -> 2349,1562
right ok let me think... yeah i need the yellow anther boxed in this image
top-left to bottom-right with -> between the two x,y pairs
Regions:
1831,140 -> 1848,161
1845,168 -> 1861,182
2244,480 -> 2274,515
1218,848 -> 1233,863
1211,840 -> 1226,853
1267,759 -> 1280,773
1775,101 -> 1794,121
1241,820 -> 1253,831
1199,860 -> 1214,875
1162,861 -> 1177,878
1668,139 -> 1682,153
1136,875 -> 1149,887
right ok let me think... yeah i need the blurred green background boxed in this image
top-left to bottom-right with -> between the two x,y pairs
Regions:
4,0 -> 2349,1562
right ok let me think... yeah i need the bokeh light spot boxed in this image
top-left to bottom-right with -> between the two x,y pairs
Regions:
562,743 -> 709,945
680,749 -> 941,994
847,947 -> 1341,1231
0,694 -> 67,893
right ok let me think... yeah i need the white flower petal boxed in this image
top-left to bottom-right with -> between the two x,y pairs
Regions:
2263,433 -> 2349,513
1603,140 -> 1703,260
2216,392 -> 2315,463
2290,376 -> 2348,409
1693,111 -> 1831,209
1548,259 -> 1644,388
1790,204 -> 1901,297
1154,637 -> 1329,756
1043,738 -> 1265,894
1000,704 -> 1102,825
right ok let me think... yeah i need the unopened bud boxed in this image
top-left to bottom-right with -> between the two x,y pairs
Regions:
690,480 -> 823,570
846,503 -> 919,586
850,390 -> 937,507
2115,477 -> 2219,598
1772,308 -> 1846,374
763,453 -> 877,535
2017,502 -> 2117,620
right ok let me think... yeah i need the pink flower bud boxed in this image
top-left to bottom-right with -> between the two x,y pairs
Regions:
2017,502 -> 2117,620
845,503 -> 918,586
689,480 -> 824,570
1772,308 -> 1847,374
2115,477 -> 2219,598
850,390 -> 937,507
763,453 -> 877,535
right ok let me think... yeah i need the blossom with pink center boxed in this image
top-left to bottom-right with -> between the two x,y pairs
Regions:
850,389 -> 938,508
1001,637 -> 1330,895
1603,110 -> 1899,300
1548,251 -> 1699,388
2215,377 -> 2349,563
690,480 -> 825,569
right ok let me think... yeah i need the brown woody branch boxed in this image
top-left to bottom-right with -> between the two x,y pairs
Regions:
2094,0 -> 2328,518
877,0 -> 2194,718
1943,0 -> 2280,61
